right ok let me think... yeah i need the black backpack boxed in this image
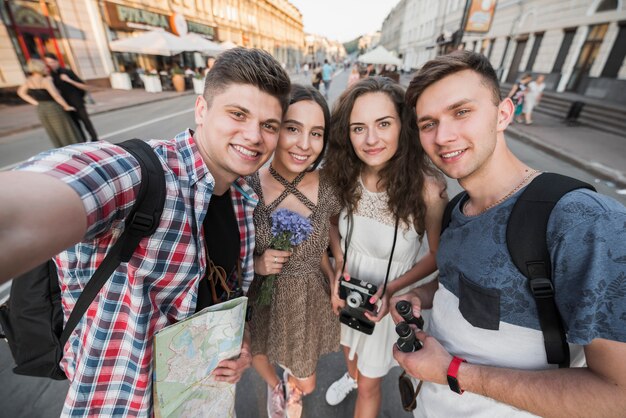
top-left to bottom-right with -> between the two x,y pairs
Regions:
0,139 -> 166,380
441,173 -> 595,368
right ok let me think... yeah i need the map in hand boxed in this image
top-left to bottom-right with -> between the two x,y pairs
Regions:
153,297 -> 248,418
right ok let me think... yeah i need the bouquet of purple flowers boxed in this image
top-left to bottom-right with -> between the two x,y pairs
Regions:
257,208 -> 313,306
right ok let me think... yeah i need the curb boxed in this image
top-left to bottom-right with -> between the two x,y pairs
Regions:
0,91 -> 195,139
506,126 -> 626,189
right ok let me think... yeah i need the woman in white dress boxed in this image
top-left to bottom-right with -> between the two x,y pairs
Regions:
523,74 -> 546,125
322,77 -> 448,418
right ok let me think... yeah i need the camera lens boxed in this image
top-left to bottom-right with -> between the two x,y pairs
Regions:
347,291 -> 363,308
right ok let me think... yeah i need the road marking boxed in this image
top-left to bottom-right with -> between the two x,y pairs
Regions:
100,108 -> 194,139
1,108 -> 194,171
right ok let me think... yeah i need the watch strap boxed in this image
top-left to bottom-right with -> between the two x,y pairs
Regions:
447,356 -> 466,394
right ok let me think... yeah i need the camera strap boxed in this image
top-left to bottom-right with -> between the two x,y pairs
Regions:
341,213 -> 400,299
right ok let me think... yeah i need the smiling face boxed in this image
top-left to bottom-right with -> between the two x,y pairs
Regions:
194,83 -> 283,191
415,69 -> 512,182
272,100 -> 325,176
348,92 -> 401,173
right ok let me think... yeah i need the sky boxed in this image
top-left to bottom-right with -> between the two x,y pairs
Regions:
288,0 -> 401,43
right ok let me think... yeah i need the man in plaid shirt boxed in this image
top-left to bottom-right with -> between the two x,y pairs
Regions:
0,48 -> 290,416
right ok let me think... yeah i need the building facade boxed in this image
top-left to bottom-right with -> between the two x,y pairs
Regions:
1,0 -> 304,95
381,0 -> 626,104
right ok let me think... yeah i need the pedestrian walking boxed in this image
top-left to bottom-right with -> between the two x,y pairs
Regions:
17,59 -> 81,148
0,48 -> 291,417
323,77 -> 448,418
44,53 -> 98,142
322,59 -> 333,99
392,50 -> 626,417
347,65 -> 361,88
247,85 -> 340,418
506,73 -> 532,123
312,63 -> 322,91
204,56 -> 216,76
303,62 -> 310,78
523,74 -> 546,124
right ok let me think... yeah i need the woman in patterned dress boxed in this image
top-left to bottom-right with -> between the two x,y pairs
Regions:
323,77 -> 448,418
247,84 -> 340,418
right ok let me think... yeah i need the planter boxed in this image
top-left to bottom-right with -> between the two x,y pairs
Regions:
109,72 -> 132,90
143,76 -> 162,93
192,77 -> 205,94
172,74 -> 185,92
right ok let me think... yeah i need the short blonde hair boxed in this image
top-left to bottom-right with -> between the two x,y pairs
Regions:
27,59 -> 47,75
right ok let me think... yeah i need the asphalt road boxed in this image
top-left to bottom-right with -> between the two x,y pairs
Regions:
1,69 -> 625,418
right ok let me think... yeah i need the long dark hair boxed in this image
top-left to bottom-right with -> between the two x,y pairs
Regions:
288,84 -> 330,171
324,76 -> 443,234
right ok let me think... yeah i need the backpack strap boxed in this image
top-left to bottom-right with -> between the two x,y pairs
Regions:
441,191 -> 466,234
506,172 -> 595,367
59,139 -> 166,348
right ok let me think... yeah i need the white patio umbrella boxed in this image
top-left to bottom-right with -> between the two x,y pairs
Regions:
357,45 -> 402,66
219,40 -> 238,50
180,33 -> 223,55
109,29 -> 189,56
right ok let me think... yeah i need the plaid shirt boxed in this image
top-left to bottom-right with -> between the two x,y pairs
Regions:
17,130 -> 258,417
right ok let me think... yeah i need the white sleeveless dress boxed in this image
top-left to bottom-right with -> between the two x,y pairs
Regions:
338,179 -> 435,378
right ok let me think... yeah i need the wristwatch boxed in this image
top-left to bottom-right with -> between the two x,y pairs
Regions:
447,356 -> 466,394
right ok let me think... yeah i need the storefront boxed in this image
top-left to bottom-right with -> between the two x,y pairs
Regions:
0,0 -> 73,85
102,1 -> 218,76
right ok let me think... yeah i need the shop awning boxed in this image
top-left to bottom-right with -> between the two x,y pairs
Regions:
180,33 -> 223,55
109,29 -> 189,56
358,45 -> 402,66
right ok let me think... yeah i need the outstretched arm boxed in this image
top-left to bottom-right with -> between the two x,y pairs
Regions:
60,72 -> 90,91
0,171 -> 87,282
395,334 -> 626,418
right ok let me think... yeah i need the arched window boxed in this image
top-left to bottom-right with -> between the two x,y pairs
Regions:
597,0 -> 618,12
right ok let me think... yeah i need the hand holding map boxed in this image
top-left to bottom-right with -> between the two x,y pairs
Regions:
153,297 -> 248,417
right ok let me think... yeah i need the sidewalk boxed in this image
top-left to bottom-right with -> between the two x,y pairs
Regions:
398,73 -> 626,188
0,88 -> 194,138
505,114 -> 626,188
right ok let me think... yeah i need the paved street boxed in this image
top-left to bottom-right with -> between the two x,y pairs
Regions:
1,69 -> 626,418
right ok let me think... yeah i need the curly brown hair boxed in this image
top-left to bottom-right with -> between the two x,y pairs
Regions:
323,76 -> 443,234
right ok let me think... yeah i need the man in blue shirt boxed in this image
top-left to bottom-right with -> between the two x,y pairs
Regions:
321,59 -> 333,99
391,51 -> 626,417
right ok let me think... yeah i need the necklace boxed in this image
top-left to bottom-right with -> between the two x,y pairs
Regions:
464,169 -> 539,216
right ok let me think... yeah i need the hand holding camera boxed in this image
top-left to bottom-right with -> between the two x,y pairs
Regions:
338,275 -> 378,335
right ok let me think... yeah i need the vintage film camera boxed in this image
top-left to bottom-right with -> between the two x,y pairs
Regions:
338,276 -> 378,335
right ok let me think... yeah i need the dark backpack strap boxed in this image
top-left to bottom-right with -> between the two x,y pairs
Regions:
59,139 -> 166,348
507,172 -> 595,367
441,192 -> 466,234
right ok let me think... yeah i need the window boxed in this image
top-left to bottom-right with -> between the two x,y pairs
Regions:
552,29 -> 576,73
597,0 -> 618,12
601,21 -> 626,77
525,32 -> 544,71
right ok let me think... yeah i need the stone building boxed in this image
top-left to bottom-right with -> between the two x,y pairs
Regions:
0,0 -> 304,98
381,0 -> 626,104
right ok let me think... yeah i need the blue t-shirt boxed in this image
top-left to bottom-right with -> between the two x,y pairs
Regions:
322,63 -> 332,81
414,187 -> 626,417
